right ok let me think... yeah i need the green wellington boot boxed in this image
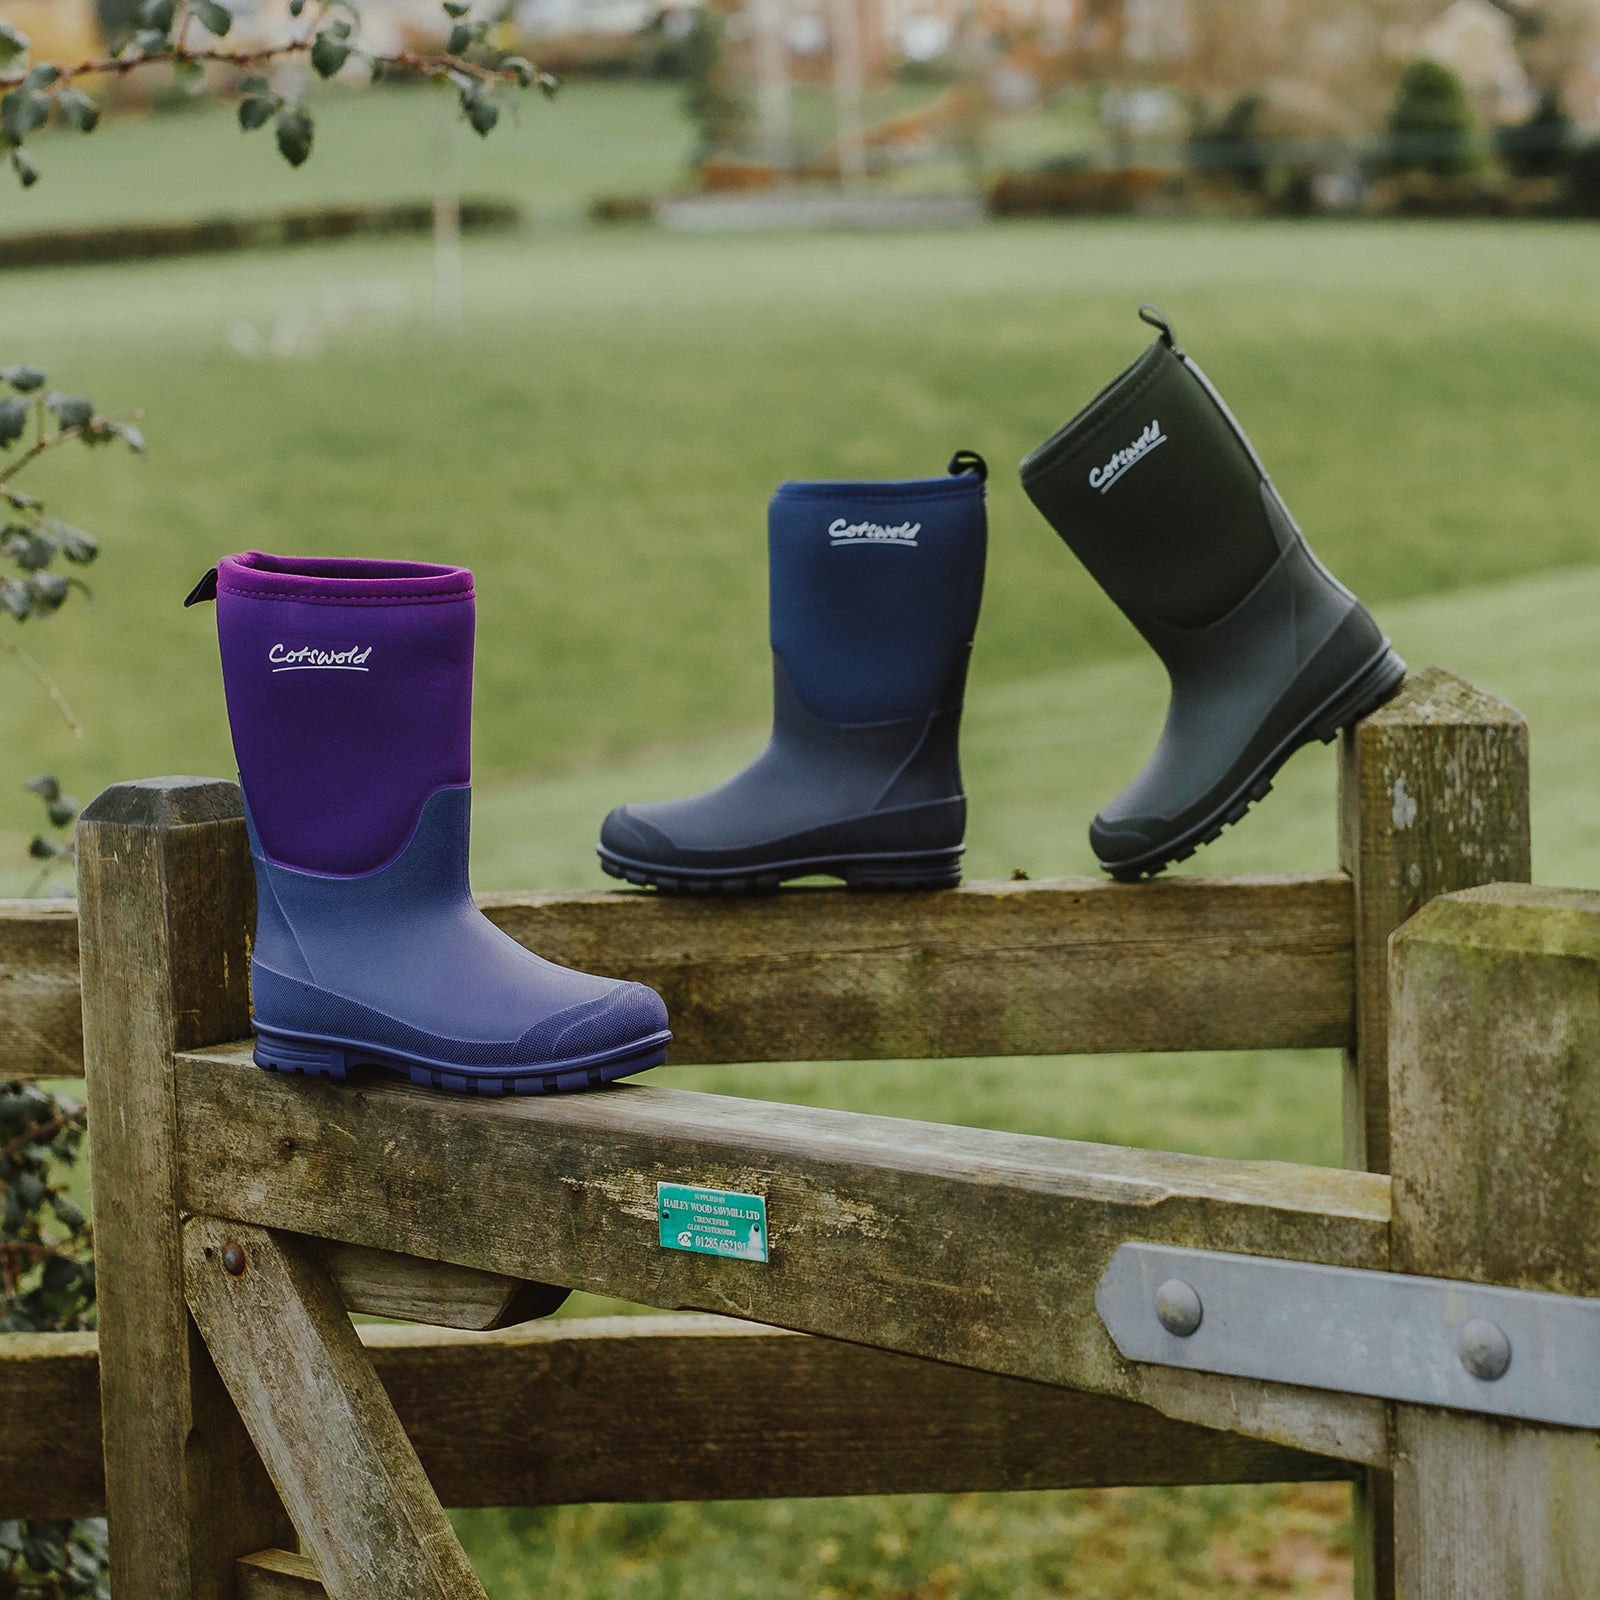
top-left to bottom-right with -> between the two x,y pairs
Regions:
1021,306 -> 1405,879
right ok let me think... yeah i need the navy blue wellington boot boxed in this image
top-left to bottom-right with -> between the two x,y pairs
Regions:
200,552 -> 671,1096
599,455 -> 988,892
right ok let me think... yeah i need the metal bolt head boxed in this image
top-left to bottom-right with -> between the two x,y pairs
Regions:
1459,1318 -> 1511,1382
1155,1278 -> 1203,1338
221,1241 -> 248,1278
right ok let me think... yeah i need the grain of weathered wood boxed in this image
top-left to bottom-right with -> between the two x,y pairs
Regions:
320,1241 -> 568,1329
1389,886 -> 1600,1599
236,1550 -> 326,1600
2,1314 -> 1357,1521
1337,667 -> 1529,1174
176,1053 -> 1392,1464
182,1217 -> 485,1600
365,1314 -> 1357,1502
0,900 -> 81,1080
1338,669 -> 1529,1600
482,872 -> 1354,1059
77,778 -> 291,1600
0,870 -> 1355,1082
0,1331 -> 101,1518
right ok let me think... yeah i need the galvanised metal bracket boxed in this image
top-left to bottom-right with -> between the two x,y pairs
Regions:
1097,1242 -> 1600,1428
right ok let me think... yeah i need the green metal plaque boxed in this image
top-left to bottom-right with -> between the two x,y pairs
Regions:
657,1183 -> 768,1262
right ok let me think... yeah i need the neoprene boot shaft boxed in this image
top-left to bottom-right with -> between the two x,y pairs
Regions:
1021,309 -> 1404,877
599,460 -> 986,891
205,552 -> 670,1094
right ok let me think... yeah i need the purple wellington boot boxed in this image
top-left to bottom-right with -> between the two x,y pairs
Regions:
189,551 -> 670,1095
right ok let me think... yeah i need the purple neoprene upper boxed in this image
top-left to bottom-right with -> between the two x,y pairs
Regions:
216,552 -> 474,876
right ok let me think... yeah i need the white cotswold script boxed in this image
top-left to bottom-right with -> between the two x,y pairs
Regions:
1088,420 -> 1167,493
828,518 -> 921,548
269,644 -> 373,673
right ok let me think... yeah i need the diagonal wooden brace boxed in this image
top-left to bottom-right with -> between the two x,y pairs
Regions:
181,1216 -> 486,1600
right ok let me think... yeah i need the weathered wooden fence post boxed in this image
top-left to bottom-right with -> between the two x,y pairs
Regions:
1337,667 -> 1530,1597
1389,884 -> 1600,1597
77,779 -> 291,1600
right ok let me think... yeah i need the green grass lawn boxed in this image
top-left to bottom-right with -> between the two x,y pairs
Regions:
6,90 -> 1600,1598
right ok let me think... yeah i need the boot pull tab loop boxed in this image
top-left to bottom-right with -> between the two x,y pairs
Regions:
947,449 -> 988,483
183,566 -> 219,608
1138,303 -> 1181,353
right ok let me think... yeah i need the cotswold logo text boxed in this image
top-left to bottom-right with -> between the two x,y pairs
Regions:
828,517 -> 921,549
269,643 -> 373,673
1088,420 -> 1166,494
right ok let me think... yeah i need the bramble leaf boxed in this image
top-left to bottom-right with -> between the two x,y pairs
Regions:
45,392 -> 94,430
275,105 -> 314,166
0,397 -> 29,447
191,0 -> 234,36
239,94 -> 277,131
0,22 -> 30,66
56,87 -> 100,133
310,33 -> 351,78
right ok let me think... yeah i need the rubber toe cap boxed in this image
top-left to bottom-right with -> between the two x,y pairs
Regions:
599,805 -> 678,862
517,981 -> 669,1066
1089,813 -> 1167,868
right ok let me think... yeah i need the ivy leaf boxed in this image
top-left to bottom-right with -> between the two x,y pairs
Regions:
0,575 -> 32,617
238,74 -> 271,95
10,146 -> 38,186
443,2 -> 472,14
46,796 -> 78,827
1,364 -> 45,393
310,33 -> 351,78
289,0 -> 308,14
45,392 -> 94,429
111,420 -> 146,453
537,72 -> 560,100
24,773 -> 60,802
2,88 -> 50,146
4,487 -> 40,508
191,0 -> 233,36
0,22 -> 30,67
275,105 -> 314,167
447,23 -> 473,53
238,94 -> 277,131
139,0 -> 177,30
24,63 -> 60,90
50,1192 -> 86,1230
468,95 -> 499,136
502,55 -> 535,87
56,87 -> 100,133
0,396 -> 29,447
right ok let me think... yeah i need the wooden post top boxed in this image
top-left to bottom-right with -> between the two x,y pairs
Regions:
1359,665 -> 1527,729
78,776 -> 241,831
1395,882 -> 1600,959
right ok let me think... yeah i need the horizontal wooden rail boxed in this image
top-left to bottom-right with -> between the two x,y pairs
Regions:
177,1049 -> 1391,1465
1,872 -> 1354,1080
0,1315 -> 1353,1521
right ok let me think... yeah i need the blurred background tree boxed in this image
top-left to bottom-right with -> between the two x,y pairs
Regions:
1387,56 -> 1481,175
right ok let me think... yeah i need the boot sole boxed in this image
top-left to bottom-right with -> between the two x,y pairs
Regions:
251,1025 -> 671,1097
597,844 -> 964,895
1101,643 -> 1407,882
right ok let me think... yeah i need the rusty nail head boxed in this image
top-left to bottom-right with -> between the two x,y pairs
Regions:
222,1241 -> 248,1277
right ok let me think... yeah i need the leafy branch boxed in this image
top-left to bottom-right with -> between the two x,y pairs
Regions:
0,0 -> 556,184
0,364 -> 137,735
